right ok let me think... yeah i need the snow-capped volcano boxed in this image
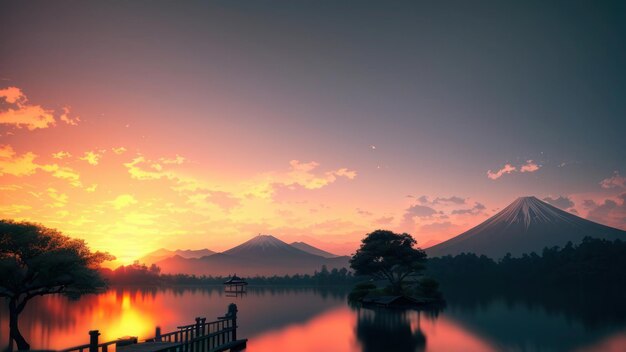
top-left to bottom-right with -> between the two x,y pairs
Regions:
426,196 -> 625,258
487,196 -> 578,228
223,234 -> 319,259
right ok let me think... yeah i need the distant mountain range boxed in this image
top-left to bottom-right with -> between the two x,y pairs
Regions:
426,196 -> 626,258
139,196 -> 625,274
139,248 -> 216,265
141,235 -> 348,276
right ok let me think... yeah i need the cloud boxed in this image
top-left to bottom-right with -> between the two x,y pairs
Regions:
40,164 -> 82,187
111,194 -> 138,209
284,160 -> 357,190
451,202 -> 486,215
600,171 -> 626,189
46,188 -> 68,208
520,160 -> 540,173
434,196 -> 466,205
374,216 -> 394,225
419,221 -> 453,233
112,147 -> 127,155
0,87 -> 24,104
80,150 -> 104,165
543,196 -> 575,210
0,86 -> 78,130
52,151 -> 72,159
125,156 -> 177,181
582,199 -> 596,209
263,160 -> 357,201
0,145 -> 39,176
161,155 -> 185,165
59,106 -> 80,126
487,164 -> 516,180
584,193 -> 626,228
356,208 -> 372,216
0,145 -> 81,186
0,100 -> 55,130
416,195 -> 466,205
404,204 -> 438,218
205,191 -> 240,211
487,160 -> 541,180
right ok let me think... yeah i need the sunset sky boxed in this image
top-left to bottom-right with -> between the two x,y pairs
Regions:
1,1 -> 625,264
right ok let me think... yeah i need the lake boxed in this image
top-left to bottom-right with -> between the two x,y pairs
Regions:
1,286 -> 625,352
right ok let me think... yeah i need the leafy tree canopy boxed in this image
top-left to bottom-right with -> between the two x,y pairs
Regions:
350,230 -> 427,293
0,220 -> 113,350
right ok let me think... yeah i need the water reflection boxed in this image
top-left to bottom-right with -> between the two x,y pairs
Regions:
355,309 -> 426,352
441,284 -> 626,352
1,286 -> 625,351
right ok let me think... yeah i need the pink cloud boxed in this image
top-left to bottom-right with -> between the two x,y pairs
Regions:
583,193 -> 626,230
59,106 -> 80,126
520,159 -> 540,173
487,163 -> 516,180
600,171 -> 626,189
487,160 -> 541,180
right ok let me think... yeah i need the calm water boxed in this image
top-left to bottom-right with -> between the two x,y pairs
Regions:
1,286 -> 625,352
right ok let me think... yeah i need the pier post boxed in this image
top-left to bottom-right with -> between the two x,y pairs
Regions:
155,326 -> 162,342
195,317 -> 202,338
89,330 -> 100,352
230,304 -> 238,341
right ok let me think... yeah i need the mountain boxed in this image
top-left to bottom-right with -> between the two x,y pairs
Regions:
223,235 -> 319,261
426,196 -> 626,258
289,242 -> 339,258
139,248 -> 215,265
155,235 -> 350,276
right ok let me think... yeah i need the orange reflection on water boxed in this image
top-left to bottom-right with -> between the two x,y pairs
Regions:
247,307 -> 359,352
247,306 -> 497,352
418,314 -> 497,352
94,291 -> 162,342
2,290 -> 176,350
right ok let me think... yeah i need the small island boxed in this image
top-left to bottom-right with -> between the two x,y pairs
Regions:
347,230 -> 445,310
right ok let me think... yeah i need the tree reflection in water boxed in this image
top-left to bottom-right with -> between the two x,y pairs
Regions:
355,307 -> 443,352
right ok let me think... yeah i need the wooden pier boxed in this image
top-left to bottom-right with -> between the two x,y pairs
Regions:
59,304 -> 246,352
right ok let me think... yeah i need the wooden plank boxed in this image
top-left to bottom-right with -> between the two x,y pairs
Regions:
117,342 -> 178,352
209,339 -> 247,352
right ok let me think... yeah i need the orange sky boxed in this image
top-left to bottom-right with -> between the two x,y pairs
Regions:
1,85 -> 625,265
2,2 -> 626,265
0,85 -> 493,263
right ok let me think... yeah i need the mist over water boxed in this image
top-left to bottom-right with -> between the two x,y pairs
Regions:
1,286 -> 624,352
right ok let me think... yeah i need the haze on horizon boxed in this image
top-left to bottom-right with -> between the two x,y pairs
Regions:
1,0 -> 625,264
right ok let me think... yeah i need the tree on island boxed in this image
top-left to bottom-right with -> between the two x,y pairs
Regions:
0,220 -> 113,351
350,230 -> 427,295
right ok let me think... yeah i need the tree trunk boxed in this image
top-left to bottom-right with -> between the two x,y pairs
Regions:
8,299 -> 30,351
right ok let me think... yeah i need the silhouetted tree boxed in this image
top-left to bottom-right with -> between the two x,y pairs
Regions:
0,220 -> 113,350
350,230 -> 427,294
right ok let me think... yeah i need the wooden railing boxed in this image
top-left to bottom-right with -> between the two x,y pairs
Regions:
59,304 -> 244,352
